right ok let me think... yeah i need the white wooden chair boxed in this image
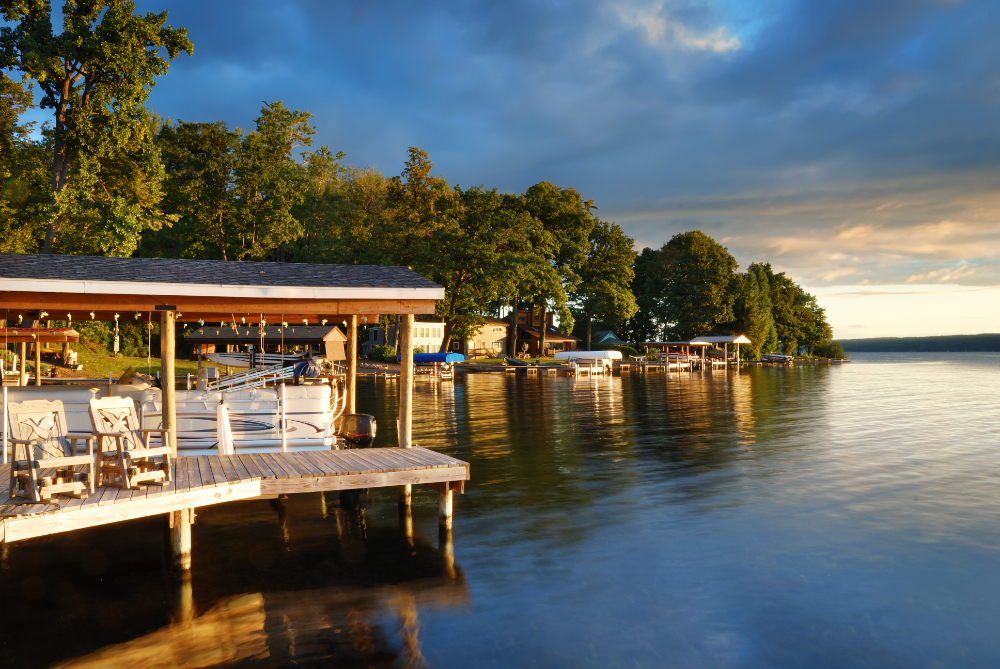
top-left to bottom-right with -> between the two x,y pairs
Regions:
88,397 -> 172,489
7,400 -> 96,501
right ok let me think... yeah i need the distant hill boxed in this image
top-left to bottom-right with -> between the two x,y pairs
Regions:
839,334 -> 1000,352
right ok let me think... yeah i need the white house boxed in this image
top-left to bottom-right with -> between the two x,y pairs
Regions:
361,321 -> 447,357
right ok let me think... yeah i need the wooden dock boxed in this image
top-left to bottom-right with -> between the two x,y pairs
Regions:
0,447 -> 469,544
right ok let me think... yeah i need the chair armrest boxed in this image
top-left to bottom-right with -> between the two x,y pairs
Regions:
137,429 -> 171,434
93,431 -> 131,437
66,432 -> 95,440
32,455 -> 95,468
8,438 -> 37,445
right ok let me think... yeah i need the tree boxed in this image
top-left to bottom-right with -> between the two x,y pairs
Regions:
653,230 -> 738,339
619,247 -> 661,344
521,181 -> 594,352
147,120 -> 241,259
0,72 -> 49,252
758,263 -> 832,355
1,0 -> 193,253
424,186 -> 547,352
232,101 -> 314,261
730,263 -> 777,359
572,219 -> 638,349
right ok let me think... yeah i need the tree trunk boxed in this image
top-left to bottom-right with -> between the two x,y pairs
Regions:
440,320 -> 453,353
507,298 -> 518,357
538,302 -> 547,358
585,311 -> 592,351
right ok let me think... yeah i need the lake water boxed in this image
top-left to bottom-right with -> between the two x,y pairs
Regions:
4,353 -> 1000,668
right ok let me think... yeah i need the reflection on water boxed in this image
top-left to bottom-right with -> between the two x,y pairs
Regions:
5,353 -> 1000,668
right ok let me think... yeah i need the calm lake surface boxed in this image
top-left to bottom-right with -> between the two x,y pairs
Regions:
4,353 -> 1000,668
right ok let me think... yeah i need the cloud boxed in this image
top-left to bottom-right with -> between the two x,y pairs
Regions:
86,0 -> 997,293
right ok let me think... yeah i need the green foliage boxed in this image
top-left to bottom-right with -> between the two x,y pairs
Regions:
368,344 -> 397,362
1,0 -> 193,253
572,219 -> 639,349
811,341 -> 846,358
654,231 -> 738,339
0,72 -> 49,252
730,262 -> 777,359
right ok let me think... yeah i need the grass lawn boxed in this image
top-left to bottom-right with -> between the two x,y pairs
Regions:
468,356 -> 561,365
59,350 -> 221,380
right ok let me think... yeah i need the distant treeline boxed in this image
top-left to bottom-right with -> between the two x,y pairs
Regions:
841,334 -> 1000,352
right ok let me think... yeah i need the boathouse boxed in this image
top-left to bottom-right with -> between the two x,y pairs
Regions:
0,253 -> 469,564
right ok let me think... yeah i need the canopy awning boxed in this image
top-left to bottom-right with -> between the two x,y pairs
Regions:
689,335 -> 752,345
0,253 -> 443,322
185,325 -> 346,346
0,328 -> 80,344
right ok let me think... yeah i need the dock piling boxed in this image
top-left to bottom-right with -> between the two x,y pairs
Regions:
439,487 -> 453,530
398,313 -> 415,508
170,508 -> 195,571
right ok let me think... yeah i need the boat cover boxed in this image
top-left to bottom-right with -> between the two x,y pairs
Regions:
554,350 -> 623,360
403,353 -> 465,363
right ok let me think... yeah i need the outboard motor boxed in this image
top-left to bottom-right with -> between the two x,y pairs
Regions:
339,414 -> 377,448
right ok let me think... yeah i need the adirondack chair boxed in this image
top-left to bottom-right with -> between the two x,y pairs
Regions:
6,400 -> 96,501
89,397 -> 172,489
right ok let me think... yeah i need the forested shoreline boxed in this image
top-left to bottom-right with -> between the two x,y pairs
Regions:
1,1 -> 837,359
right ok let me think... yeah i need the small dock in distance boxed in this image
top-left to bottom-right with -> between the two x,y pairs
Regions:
0,447 -> 469,544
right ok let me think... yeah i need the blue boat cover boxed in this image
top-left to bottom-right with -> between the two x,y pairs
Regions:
399,352 -> 465,363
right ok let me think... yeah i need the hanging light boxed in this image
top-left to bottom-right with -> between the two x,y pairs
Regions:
321,319 -> 328,326
134,312 -> 141,320
198,319 -> 205,327
66,313 -> 72,322
302,318 -> 308,325
39,311 -> 48,318
282,321 -> 288,328
89,311 -> 95,320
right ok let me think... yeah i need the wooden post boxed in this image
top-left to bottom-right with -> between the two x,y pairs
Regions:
33,341 -> 41,386
170,508 -> 193,570
345,314 -> 357,415
2,386 -> 7,465
161,310 -> 177,456
398,313 -> 414,507
439,486 -> 453,530
279,382 -> 287,452
439,526 -> 456,581
724,343 -> 729,368
173,571 -> 194,624
18,342 -> 25,386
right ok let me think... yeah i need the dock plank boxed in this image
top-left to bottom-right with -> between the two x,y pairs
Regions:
216,455 -> 241,484
284,452 -> 323,477
327,450 -> 370,474
200,456 -> 221,488
248,453 -> 275,479
261,453 -> 293,479
348,449 -> 403,473
227,455 -> 254,482
300,451 -> 346,475
236,454 -> 263,480
303,450 -> 351,474
186,457 -> 203,491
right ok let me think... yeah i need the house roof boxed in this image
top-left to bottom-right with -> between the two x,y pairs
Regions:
0,253 -> 443,322
185,325 -> 346,345
517,324 -> 581,342
0,253 -> 442,300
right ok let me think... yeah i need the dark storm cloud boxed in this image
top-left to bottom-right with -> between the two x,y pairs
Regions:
131,0 -> 1000,286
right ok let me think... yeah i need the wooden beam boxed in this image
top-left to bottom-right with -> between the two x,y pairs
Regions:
345,315 -> 357,416
259,465 -> 468,495
0,292 -> 437,316
161,310 -> 177,456
398,314 -> 414,508
2,479 -> 261,543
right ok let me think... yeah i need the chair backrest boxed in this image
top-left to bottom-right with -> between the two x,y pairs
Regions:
7,400 -> 71,459
89,396 -> 144,450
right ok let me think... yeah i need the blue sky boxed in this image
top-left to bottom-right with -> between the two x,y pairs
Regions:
18,0 -> 1000,336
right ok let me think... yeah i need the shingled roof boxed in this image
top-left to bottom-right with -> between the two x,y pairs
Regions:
0,253 -> 440,291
